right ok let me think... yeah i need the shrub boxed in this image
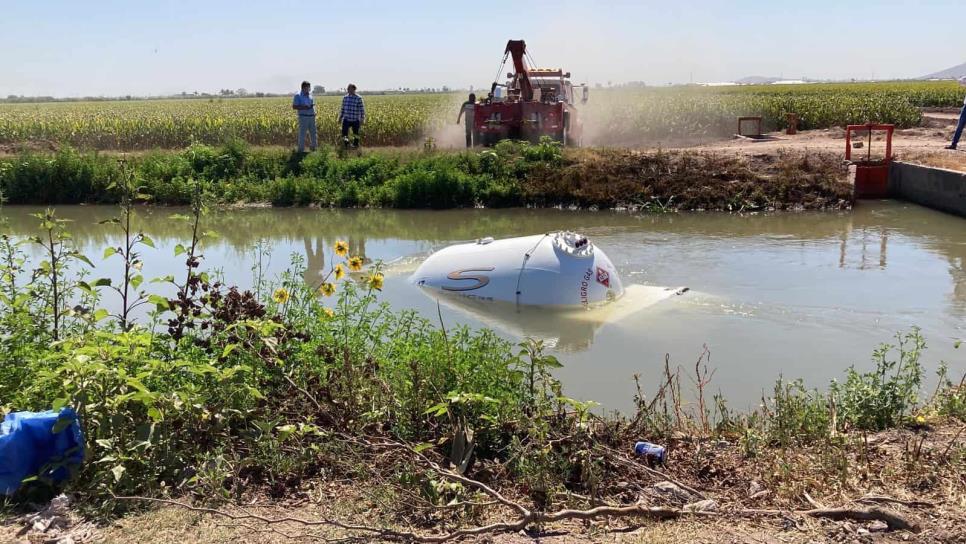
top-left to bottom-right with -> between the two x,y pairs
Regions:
386,167 -> 480,208
931,361 -> 966,421
832,328 -> 925,431
766,378 -> 832,446
0,148 -> 120,204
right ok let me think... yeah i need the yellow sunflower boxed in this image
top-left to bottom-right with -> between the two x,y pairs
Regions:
333,264 -> 345,280
348,256 -> 364,272
319,282 -> 336,297
322,307 -> 335,318
334,240 -> 349,257
367,272 -> 384,291
272,287 -> 290,304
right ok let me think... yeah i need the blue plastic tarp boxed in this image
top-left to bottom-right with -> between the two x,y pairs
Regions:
0,408 -> 85,495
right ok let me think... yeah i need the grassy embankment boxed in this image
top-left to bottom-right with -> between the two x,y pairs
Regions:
0,194 -> 963,541
0,139 -> 852,210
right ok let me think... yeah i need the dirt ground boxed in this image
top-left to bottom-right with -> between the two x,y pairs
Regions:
87,507 -> 948,544
669,111 -> 966,173
3,422 -> 962,544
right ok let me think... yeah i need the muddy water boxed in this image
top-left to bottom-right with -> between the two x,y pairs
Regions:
2,203 -> 963,412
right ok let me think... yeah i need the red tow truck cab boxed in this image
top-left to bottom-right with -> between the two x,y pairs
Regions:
473,40 -> 587,146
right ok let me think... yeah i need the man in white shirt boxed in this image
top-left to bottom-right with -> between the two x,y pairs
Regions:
945,76 -> 966,150
292,81 -> 317,153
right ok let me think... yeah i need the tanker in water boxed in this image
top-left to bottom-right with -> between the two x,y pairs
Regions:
410,232 -> 622,307
407,232 -> 687,349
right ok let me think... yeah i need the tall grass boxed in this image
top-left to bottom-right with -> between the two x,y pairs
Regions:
0,139 -> 851,210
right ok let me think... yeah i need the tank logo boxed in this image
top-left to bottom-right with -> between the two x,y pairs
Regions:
443,268 -> 494,291
596,267 -> 610,288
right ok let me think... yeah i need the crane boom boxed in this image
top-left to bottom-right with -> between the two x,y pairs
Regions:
505,40 -> 533,102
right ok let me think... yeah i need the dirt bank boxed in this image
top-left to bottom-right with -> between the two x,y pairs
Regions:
530,147 -> 852,211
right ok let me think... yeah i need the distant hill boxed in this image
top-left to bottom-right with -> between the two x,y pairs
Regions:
921,61 -> 966,80
734,76 -> 782,85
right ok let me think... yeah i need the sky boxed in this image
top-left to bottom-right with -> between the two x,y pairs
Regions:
1,0 -> 964,97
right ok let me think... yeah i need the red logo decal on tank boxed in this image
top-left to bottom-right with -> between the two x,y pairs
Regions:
596,267 -> 610,287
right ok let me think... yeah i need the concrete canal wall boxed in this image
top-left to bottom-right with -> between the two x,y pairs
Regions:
888,161 -> 966,218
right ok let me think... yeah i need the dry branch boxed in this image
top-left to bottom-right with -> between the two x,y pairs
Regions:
112,495 -> 430,542
740,506 -> 918,532
113,494 -> 711,543
856,495 -> 936,509
115,492 -> 922,543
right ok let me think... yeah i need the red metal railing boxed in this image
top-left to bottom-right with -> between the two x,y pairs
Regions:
846,124 -> 894,199
845,123 -> 894,163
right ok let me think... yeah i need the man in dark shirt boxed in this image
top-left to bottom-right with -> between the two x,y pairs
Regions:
456,93 -> 476,148
338,84 -> 365,148
945,76 -> 966,150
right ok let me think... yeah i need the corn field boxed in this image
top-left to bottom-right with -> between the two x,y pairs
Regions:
0,94 -> 459,150
583,81 -> 965,145
0,82 -> 962,150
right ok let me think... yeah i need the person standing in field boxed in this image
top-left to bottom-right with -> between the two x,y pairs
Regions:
338,84 -> 365,148
945,76 -> 966,150
292,81 -> 317,153
456,93 -> 476,148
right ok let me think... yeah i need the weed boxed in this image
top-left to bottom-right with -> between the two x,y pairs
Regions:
833,328 -> 926,431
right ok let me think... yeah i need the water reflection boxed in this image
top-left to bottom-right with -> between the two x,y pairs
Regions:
301,236 -> 370,287
835,207 -> 965,316
839,227 -> 888,270
302,237 -> 328,286
432,293 -> 604,352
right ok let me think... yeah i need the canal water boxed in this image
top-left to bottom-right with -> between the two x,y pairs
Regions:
2,202 -> 963,412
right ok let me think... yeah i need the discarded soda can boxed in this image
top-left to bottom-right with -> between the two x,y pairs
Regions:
634,441 -> 666,465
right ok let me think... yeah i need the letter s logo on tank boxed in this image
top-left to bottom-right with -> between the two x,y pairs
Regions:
442,268 -> 495,291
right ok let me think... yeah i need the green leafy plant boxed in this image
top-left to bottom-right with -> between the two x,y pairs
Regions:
29,209 -> 93,340
98,167 -> 155,330
833,328 -> 925,431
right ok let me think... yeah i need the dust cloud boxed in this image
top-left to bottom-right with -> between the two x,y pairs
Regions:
428,93 -> 475,149
580,89 -> 727,149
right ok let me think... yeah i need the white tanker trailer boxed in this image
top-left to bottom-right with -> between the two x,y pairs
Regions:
410,232 -> 623,307
394,231 -> 688,348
